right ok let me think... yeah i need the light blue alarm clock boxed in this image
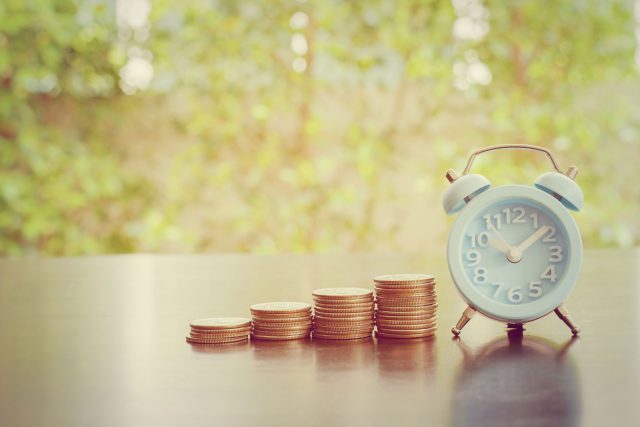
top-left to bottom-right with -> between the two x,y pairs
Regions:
443,145 -> 583,336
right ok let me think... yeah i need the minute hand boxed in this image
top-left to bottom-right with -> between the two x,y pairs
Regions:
515,226 -> 550,255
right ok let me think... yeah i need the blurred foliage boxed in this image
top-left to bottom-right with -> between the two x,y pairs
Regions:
0,0 -> 638,255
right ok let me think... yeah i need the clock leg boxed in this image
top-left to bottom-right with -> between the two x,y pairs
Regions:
451,305 -> 476,336
554,305 -> 580,335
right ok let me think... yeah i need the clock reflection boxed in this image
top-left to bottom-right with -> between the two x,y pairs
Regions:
452,331 -> 581,427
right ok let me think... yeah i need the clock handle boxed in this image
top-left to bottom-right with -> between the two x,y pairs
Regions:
554,305 -> 581,336
451,305 -> 477,336
461,144 -> 576,177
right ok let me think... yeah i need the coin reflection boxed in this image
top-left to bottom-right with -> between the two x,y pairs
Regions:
376,336 -> 437,378
452,332 -> 580,427
313,337 -> 376,371
251,337 -> 314,362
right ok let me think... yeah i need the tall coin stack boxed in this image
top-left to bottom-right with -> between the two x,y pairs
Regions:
374,274 -> 437,339
187,317 -> 252,344
250,302 -> 313,341
312,288 -> 375,340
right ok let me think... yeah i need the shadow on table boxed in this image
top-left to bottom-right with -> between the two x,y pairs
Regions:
451,331 -> 581,427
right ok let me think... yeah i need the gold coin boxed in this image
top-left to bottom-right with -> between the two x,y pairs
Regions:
314,323 -> 375,331
190,329 -> 251,337
376,331 -> 436,339
189,324 -> 252,333
253,320 -> 312,327
377,302 -> 438,310
376,310 -> 436,321
377,324 -> 437,333
189,317 -> 252,330
377,303 -> 438,310
373,274 -> 434,284
314,303 -> 374,310
251,332 -> 310,341
314,309 -> 374,316
313,315 -> 374,322
313,331 -> 373,340
312,288 -> 373,299
253,323 -> 313,330
251,313 -> 312,321
186,335 -> 249,344
252,329 -> 312,336
377,323 -> 437,332
314,328 -> 374,335
375,282 -> 436,292
376,297 -> 437,302
253,321 -> 313,328
250,302 -> 311,314
313,299 -> 374,307
252,322 -> 311,328
375,289 -> 436,296
376,311 -> 437,317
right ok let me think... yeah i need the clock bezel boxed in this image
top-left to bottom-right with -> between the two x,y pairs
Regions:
447,184 -> 583,323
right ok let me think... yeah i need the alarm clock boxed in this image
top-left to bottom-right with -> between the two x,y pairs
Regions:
442,145 -> 583,336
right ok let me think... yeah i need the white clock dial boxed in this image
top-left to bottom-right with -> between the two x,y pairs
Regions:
461,200 -> 568,306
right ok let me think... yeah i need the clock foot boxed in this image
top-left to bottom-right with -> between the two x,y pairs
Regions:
554,305 -> 580,335
451,306 -> 476,336
506,323 -> 525,332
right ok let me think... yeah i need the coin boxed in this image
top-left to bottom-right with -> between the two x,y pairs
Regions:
186,335 -> 249,344
313,331 -> 373,340
376,322 -> 437,332
376,313 -> 436,321
190,329 -> 251,338
312,288 -> 373,298
250,302 -> 312,314
251,332 -> 310,341
376,331 -> 436,339
378,302 -> 438,312
314,300 -> 374,307
189,317 -> 252,330
373,274 -> 434,284
313,315 -> 374,322
189,325 -> 252,334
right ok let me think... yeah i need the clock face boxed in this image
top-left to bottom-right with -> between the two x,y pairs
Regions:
447,185 -> 582,323
461,200 -> 567,306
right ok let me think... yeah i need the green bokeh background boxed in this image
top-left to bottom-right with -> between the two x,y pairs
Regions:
1,0 -> 639,256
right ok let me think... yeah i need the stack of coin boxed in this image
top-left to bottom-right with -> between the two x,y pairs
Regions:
374,274 -> 437,339
312,288 -> 375,340
186,317 -> 252,344
250,302 -> 313,341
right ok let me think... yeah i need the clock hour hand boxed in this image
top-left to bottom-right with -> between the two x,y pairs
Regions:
515,225 -> 550,255
487,224 -> 514,254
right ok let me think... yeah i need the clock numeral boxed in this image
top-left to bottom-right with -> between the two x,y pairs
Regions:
542,226 -> 557,243
467,232 -> 489,248
507,287 -> 523,303
465,250 -> 481,267
530,212 -> 539,229
511,207 -> 526,223
483,214 -> 502,230
528,281 -> 543,298
489,282 -> 504,298
473,267 -> 487,284
541,265 -> 557,282
549,245 -> 563,263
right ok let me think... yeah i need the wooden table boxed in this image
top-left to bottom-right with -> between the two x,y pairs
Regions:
0,250 -> 637,426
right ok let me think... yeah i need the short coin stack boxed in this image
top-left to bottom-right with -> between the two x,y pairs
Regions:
374,274 -> 437,339
312,288 -> 375,340
187,317 -> 252,344
250,302 -> 313,341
